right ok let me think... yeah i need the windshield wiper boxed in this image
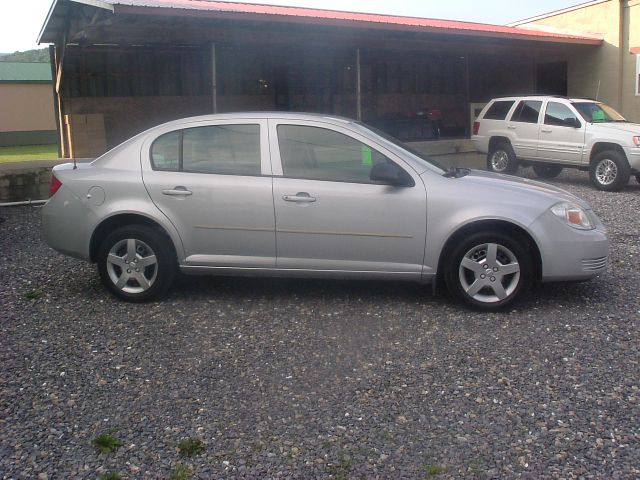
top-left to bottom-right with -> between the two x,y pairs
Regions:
443,167 -> 470,178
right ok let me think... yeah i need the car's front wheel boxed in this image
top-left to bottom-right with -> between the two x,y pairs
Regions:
97,225 -> 176,302
487,142 -> 518,174
444,232 -> 532,311
589,150 -> 630,192
533,163 -> 563,179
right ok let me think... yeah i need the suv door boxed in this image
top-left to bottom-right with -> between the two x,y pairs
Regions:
508,99 -> 543,159
141,120 -> 276,268
537,101 -> 585,164
269,120 -> 427,277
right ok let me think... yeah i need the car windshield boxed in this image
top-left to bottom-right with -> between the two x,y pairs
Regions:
355,122 -> 446,173
572,101 -> 627,123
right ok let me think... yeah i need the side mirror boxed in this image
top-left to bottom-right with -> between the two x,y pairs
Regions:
370,163 -> 413,187
564,117 -> 581,128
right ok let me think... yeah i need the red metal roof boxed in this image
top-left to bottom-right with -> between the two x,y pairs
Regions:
105,0 -> 603,44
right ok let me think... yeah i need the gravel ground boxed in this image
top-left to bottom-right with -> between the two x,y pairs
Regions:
1,169 -> 639,479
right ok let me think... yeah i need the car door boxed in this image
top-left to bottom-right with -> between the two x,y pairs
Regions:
507,99 -> 543,159
536,101 -> 585,164
141,119 -> 276,268
269,120 -> 427,277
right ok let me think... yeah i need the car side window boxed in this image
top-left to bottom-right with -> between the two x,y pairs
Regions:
150,124 -> 261,175
544,102 -> 580,127
510,100 -> 542,124
151,130 -> 181,171
183,125 -> 260,175
277,124 -> 401,184
483,100 -> 515,120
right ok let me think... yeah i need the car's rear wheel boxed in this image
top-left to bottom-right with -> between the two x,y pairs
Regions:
97,225 -> 176,302
444,231 -> 532,311
487,142 -> 518,174
533,163 -> 563,179
589,150 -> 630,192
635,173 -> 640,184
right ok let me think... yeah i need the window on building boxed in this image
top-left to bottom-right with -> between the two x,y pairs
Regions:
636,55 -> 640,96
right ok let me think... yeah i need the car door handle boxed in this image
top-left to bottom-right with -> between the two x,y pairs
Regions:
507,126 -> 517,130
283,192 -> 316,203
541,128 -> 552,133
162,186 -> 192,196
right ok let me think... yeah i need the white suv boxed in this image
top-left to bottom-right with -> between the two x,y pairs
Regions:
472,95 -> 640,191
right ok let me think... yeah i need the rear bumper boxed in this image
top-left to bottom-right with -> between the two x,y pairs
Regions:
623,146 -> 640,171
530,211 -> 609,282
471,135 -> 489,154
41,186 -> 94,261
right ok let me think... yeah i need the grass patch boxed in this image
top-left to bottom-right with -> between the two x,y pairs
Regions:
99,472 -> 121,480
91,432 -> 123,454
177,438 -> 205,457
170,463 -> 192,480
0,144 -> 58,163
422,463 -> 445,477
24,290 -> 41,300
325,452 -> 353,480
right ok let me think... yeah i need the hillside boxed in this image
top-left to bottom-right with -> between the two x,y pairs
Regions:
0,48 -> 50,63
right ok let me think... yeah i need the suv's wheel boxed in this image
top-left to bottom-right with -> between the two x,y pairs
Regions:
589,150 -> 631,192
97,225 -> 176,302
444,231 -> 532,311
533,163 -> 563,179
487,142 -> 518,174
635,174 -> 640,184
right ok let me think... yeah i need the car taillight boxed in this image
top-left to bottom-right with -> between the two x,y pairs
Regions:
473,121 -> 480,135
49,173 -> 62,197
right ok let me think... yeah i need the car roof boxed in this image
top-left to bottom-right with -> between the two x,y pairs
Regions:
488,95 -> 597,103
155,111 -> 356,129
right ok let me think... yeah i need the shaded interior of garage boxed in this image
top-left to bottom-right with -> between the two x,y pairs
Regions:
39,0 -> 602,158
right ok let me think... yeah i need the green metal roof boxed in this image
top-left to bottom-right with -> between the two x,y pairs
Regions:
0,62 -> 52,83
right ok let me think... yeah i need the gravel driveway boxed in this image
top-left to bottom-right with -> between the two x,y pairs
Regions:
1,169 -> 639,479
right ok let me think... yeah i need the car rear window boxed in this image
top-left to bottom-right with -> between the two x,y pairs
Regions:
150,124 -> 261,175
510,100 -> 542,124
483,100 -> 515,120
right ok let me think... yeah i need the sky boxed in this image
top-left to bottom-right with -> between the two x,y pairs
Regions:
0,0 -> 586,53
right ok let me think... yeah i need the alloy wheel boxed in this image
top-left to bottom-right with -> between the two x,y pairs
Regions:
595,158 -> 618,186
106,238 -> 158,294
458,242 -> 521,303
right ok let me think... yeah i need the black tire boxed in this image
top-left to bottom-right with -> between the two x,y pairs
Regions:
532,163 -> 563,179
444,231 -> 532,311
635,174 -> 640,184
487,142 -> 518,174
589,150 -> 631,192
97,225 -> 176,302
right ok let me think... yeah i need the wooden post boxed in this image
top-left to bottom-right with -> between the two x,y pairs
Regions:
356,48 -> 362,121
211,43 -> 218,113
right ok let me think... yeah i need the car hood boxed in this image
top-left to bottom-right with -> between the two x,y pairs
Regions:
589,122 -> 640,135
439,169 -> 591,209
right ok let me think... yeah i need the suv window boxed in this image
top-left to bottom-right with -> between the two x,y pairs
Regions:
544,102 -> 580,127
483,100 -> 515,120
510,100 -> 542,124
277,125 -> 397,184
151,124 -> 261,175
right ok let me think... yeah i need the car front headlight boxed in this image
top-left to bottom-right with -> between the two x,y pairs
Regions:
550,202 -> 594,230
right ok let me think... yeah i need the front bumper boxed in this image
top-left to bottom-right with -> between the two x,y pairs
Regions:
530,210 -> 609,282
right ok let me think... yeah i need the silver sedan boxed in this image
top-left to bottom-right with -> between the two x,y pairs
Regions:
42,113 -> 609,310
